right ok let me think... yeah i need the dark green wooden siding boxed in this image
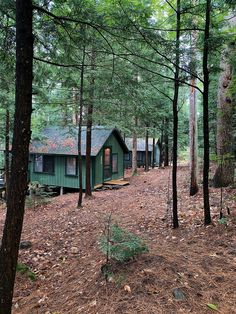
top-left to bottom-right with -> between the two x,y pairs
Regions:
29,133 -> 125,189
29,155 -> 88,189
94,133 -> 124,185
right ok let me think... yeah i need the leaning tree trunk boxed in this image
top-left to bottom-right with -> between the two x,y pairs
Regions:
85,48 -> 96,197
212,44 -> 235,187
172,0 -> 180,229
202,0 -> 211,225
0,1 -> 33,312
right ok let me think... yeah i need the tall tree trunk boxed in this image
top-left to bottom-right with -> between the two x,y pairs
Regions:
5,108 -> 10,200
212,43 -> 235,187
172,0 -> 180,229
85,48 -> 96,197
152,137 -> 155,168
72,87 -> 79,125
202,0 -> 211,225
164,117 -> 169,167
189,80 -> 199,195
189,30 -> 199,196
0,1 -> 33,312
145,127 -> 149,171
77,46 -> 86,208
158,127 -> 163,167
85,106 -> 93,196
132,116 -> 138,175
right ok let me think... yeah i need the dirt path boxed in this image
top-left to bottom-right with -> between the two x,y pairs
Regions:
0,166 -> 235,314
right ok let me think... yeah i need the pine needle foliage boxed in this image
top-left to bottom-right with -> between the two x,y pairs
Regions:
99,223 -> 148,263
16,263 -> 36,281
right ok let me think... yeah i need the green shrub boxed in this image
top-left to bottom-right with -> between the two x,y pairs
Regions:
16,262 -> 36,281
99,223 -> 148,263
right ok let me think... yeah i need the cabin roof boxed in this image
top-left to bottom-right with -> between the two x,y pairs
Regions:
125,138 -> 155,152
30,126 -> 129,156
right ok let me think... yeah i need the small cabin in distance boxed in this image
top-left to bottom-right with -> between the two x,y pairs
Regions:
29,126 -> 129,191
124,138 -> 160,169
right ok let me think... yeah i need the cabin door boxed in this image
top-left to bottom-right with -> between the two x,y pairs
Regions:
103,147 -> 111,181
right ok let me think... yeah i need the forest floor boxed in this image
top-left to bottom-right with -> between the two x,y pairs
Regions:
0,165 -> 236,314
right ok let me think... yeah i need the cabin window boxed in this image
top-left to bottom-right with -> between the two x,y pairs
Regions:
66,157 -> 77,176
34,155 -> 54,174
124,153 -> 130,161
34,155 -> 43,172
112,153 -> 118,174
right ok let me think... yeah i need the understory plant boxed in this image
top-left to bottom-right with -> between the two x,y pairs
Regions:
16,263 -> 36,281
99,216 -> 148,265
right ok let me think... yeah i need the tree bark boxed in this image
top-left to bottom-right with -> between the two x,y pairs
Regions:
77,45 -> 86,208
172,0 -> 180,229
145,127 -> 149,171
189,78 -> 199,195
72,87 -> 79,125
132,116 -> 138,175
202,0 -> 211,225
164,117 -> 169,167
85,48 -> 96,197
152,137 -> 155,168
5,108 -> 10,200
212,44 -> 235,187
189,28 -> 199,196
0,1 -> 33,312
158,127 -> 163,167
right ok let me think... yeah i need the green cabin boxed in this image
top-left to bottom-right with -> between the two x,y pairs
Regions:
124,138 -> 160,169
29,126 -> 129,190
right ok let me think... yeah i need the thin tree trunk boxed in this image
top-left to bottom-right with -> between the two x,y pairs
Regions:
189,28 -> 199,196
152,137 -> 155,168
145,127 -> 149,171
77,45 -> 86,208
202,0 -> 211,225
85,48 -> 96,197
189,79 -> 199,195
85,106 -> 93,196
132,116 -> 138,175
5,108 -> 10,200
0,1 -> 33,312
158,127 -> 163,168
164,117 -> 169,167
72,87 -> 79,125
172,0 -> 180,229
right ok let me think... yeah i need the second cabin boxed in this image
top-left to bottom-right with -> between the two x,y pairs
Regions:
29,126 -> 129,191
124,138 -> 160,169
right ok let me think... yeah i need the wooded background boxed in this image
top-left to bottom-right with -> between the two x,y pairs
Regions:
0,0 -> 235,312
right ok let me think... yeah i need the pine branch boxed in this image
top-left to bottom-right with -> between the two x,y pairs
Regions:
165,0 -> 177,13
33,56 -> 82,68
117,0 -> 204,83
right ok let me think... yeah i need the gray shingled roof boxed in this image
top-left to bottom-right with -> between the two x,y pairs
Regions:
30,126 -> 128,156
125,138 -> 154,152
